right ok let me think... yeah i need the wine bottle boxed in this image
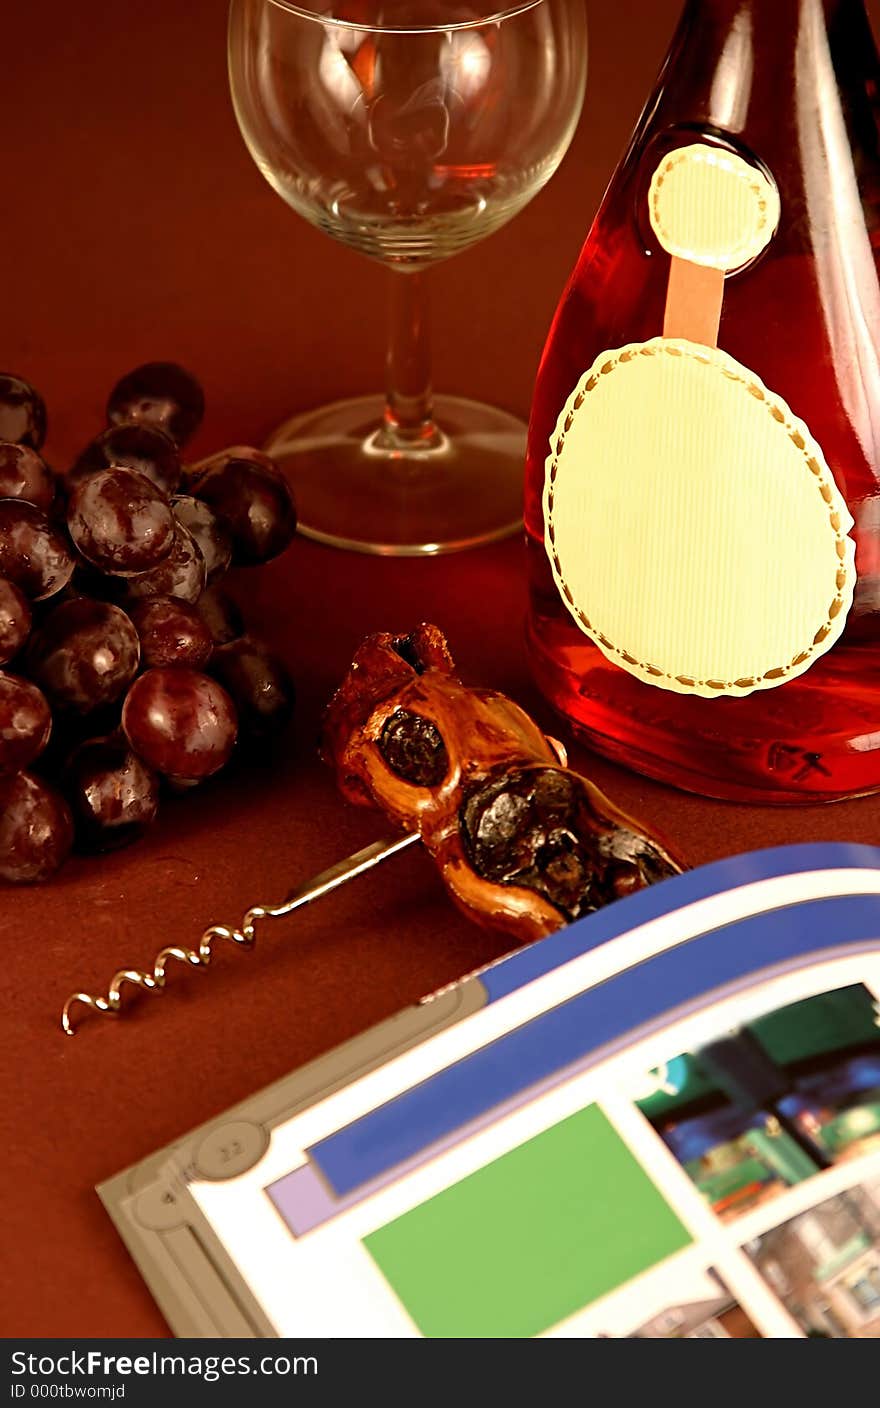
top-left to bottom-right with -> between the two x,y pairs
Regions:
525,0 -> 880,803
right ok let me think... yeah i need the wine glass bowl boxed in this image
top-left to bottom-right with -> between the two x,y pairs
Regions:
229,0 -> 587,554
231,0 -> 586,269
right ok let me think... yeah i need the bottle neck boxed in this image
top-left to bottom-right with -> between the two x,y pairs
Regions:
679,0 -> 868,32
653,0 -> 878,140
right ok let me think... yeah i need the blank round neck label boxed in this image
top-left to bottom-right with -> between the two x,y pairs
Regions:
544,338 -> 856,698
649,143 -> 780,272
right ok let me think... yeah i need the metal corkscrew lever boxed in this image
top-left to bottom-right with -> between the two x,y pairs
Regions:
61,831 -> 420,1036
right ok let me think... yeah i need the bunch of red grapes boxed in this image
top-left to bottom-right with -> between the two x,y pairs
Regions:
0,363 -> 298,884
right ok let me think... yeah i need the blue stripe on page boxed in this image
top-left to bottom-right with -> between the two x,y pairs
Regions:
483,842 -> 880,1002
308,888 -> 880,1197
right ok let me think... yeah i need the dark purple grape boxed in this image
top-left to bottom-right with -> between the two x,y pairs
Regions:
66,467 -> 175,576
211,638 -> 295,742
123,523 -> 206,604
66,561 -> 121,604
0,374 -> 47,450
122,668 -> 237,779
26,598 -> 140,713
191,456 -> 297,566
194,585 -> 244,645
46,476 -> 72,534
0,499 -> 75,601
171,495 -> 232,581
31,697 -> 124,779
130,596 -> 213,670
0,578 -> 31,664
182,445 -> 277,490
162,773 -> 203,794
107,363 -> 205,447
71,423 -> 182,498
0,672 -> 52,773
0,771 -> 73,883
0,443 -> 55,513
62,734 -> 160,851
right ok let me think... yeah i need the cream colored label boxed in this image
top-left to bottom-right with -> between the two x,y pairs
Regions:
649,143 -> 780,271
544,338 -> 856,698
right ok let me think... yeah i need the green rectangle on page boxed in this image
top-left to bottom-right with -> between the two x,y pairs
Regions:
363,1103 -> 691,1338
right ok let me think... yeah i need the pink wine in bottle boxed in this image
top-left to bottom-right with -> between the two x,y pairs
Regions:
525,0 -> 880,802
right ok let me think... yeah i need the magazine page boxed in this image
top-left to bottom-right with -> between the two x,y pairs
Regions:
135,844 -> 880,1338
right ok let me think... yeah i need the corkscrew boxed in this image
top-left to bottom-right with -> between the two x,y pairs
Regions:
61,831 -> 419,1036
60,619 -> 678,1036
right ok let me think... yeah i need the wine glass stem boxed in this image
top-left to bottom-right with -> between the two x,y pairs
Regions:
382,268 -> 441,448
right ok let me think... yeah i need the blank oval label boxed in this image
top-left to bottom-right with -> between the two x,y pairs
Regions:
544,338 -> 856,698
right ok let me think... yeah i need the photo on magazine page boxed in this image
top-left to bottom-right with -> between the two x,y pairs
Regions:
604,1266 -> 763,1340
634,982 -> 880,1225
742,1177 -> 880,1339
596,967 -> 880,1339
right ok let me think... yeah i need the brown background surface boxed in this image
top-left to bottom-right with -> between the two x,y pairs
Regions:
2,0 -> 879,1337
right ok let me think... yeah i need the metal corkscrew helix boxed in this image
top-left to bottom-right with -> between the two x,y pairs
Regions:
61,832 -> 420,1036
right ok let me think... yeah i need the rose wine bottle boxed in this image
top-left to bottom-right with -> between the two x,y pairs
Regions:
525,0 -> 880,802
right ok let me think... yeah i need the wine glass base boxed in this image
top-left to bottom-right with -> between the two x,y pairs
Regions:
264,394 -> 526,556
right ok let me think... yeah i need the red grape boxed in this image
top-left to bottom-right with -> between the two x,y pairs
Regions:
211,638 -> 295,742
0,374 -> 47,450
0,443 -> 55,513
130,596 -> 213,670
0,578 -> 31,663
71,423 -> 182,498
124,523 -> 206,604
172,495 -> 232,581
0,671 -> 52,772
66,467 -> 175,576
122,668 -> 237,779
63,734 -> 160,851
0,499 -> 75,601
107,362 -> 205,447
194,585 -> 244,645
0,771 -> 73,883
191,456 -> 297,565
26,598 -> 140,713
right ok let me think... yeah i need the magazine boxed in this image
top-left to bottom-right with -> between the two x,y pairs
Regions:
99,842 -> 880,1339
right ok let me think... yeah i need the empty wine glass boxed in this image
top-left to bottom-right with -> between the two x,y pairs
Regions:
228,0 -> 587,554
